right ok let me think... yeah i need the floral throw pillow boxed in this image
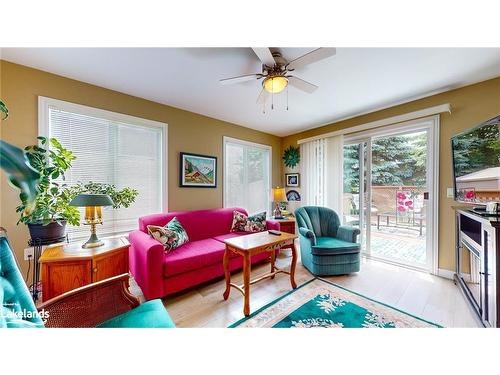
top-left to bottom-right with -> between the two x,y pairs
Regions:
147,217 -> 189,253
230,211 -> 248,232
245,211 -> 267,232
230,210 -> 267,233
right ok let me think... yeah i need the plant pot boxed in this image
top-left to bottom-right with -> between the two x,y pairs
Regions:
27,220 -> 67,245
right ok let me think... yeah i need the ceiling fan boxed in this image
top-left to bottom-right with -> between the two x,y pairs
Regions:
219,47 -> 337,109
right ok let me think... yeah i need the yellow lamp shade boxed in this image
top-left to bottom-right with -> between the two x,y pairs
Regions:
272,187 -> 286,202
263,76 -> 288,93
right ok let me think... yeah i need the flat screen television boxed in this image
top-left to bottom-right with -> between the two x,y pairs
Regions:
451,114 -> 500,204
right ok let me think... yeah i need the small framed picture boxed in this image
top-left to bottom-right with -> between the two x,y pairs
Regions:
285,173 -> 300,187
179,152 -> 217,188
286,189 -> 301,201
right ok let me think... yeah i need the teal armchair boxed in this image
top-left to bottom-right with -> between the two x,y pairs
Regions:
295,206 -> 361,276
0,233 -> 44,328
0,230 -> 175,328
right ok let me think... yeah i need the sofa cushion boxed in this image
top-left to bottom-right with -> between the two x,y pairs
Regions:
311,237 -> 360,256
163,238 -> 227,277
230,210 -> 248,232
97,299 -> 175,328
245,211 -> 267,232
147,217 -> 189,253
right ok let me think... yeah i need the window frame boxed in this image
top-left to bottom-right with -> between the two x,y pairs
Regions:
38,96 -> 169,224
222,136 -> 272,216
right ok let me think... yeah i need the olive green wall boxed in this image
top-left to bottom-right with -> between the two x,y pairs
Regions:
282,76 -> 500,272
0,60 -> 283,275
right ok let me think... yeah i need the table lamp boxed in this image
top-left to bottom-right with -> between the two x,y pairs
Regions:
272,187 -> 286,219
69,194 -> 114,249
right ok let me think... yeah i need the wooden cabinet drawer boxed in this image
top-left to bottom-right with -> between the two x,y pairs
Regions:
93,249 -> 129,282
41,260 -> 92,301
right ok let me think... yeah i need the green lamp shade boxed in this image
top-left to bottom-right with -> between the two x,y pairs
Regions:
69,194 -> 114,207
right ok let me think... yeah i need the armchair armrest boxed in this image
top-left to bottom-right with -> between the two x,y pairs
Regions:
128,230 -> 165,300
266,219 -> 280,231
337,225 -> 361,243
298,227 -> 316,246
38,274 -> 140,328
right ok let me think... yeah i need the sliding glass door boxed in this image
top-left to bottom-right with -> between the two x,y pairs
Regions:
370,130 -> 428,268
343,140 -> 370,251
343,122 -> 435,272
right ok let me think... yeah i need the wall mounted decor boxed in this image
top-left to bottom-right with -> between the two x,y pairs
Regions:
283,145 -> 300,169
286,189 -> 301,201
285,173 -> 300,187
179,152 -> 217,188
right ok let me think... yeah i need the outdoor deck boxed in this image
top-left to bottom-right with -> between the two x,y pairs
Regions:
370,223 -> 426,266
344,185 -> 428,267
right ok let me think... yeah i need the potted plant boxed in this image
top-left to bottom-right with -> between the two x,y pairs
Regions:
16,137 -> 80,243
16,137 -> 139,243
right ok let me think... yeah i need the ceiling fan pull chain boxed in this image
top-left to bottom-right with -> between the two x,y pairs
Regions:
286,85 -> 289,110
271,78 -> 274,110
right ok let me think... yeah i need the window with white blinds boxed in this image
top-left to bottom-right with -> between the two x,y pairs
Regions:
39,97 -> 166,241
223,137 -> 271,215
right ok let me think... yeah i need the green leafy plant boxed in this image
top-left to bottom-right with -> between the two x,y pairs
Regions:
66,181 -> 138,209
17,137 -> 80,225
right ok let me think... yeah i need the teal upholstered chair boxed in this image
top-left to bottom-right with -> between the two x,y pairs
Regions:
0,231 -> 175,328
0,233 -> 44,328
295,206 -> 361,276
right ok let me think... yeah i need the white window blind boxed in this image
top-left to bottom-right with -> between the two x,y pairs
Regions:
224,137 -> 271,215
301,139 -> 326,206
41,98 -> 165,241
301,136 -> 344,216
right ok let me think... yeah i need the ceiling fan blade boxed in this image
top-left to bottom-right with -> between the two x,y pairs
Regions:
219,73 -> 262,85
256,88 -> 269,104
286,48 -> 336,70
252,47 -> 276,67
288,76 -> 318,93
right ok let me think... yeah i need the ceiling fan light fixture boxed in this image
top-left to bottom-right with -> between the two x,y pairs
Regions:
263,76 -> 288,94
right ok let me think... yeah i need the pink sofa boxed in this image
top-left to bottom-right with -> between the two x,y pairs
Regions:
128,207 -> 280,300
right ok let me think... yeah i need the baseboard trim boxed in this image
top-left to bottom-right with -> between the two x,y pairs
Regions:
437,268 -> 455,280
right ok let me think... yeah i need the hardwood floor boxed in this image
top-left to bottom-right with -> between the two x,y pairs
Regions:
130,249 -> 480,328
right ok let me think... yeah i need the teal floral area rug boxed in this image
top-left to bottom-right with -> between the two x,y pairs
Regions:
230,278 -> 441,328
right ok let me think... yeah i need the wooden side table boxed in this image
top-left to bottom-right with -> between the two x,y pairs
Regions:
223,231 -> 298,316
39,237 -> 130,302
274,217 -> 296,234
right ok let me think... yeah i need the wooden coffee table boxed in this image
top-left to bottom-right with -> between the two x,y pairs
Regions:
223,230 -> 298,316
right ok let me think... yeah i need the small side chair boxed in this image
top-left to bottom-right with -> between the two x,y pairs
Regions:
295,206 -> 361,276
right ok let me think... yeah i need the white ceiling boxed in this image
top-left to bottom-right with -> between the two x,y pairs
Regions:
2,48 -> 500,137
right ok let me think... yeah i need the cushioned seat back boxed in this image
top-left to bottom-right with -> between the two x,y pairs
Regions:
0,235 -> 44,328
138,207 -> 248,242
295,206 -> 340,238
